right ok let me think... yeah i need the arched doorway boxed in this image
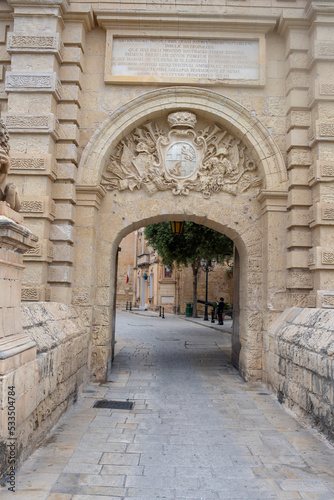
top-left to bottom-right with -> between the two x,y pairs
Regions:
74,87 -> 288,382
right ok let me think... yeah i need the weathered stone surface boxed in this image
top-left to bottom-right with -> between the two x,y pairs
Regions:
266,307 -> 334,441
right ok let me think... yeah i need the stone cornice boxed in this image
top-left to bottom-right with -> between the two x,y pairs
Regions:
63,4 -> 95,32
0,216 -> 38,252
305,0 -> 334,18
257,189 -> 288,214
96,10 -> 278,35
7,0 -> 69,8
76,185 -> 107,209
277,14 -> 310,36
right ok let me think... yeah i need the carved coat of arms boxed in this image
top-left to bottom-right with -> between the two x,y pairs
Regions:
101,111 -> 262,198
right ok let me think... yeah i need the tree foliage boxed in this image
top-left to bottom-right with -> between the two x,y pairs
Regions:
144,222 -> 233,317
144,222 -> 233,269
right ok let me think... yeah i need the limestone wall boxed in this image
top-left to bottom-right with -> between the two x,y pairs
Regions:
1,302 -> 90,481
265,308 -> 334,441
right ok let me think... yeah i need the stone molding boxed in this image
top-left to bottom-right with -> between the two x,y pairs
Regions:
76,185 -> 106,209
9,154 -> 57,179
317,291 -> 334,308
96,11 -> 277,34
0,333 -> 36,361
4,113 -> 59,140
308,246 -> 334,270
309,203 -> 334,227
63,4 -> 95,32
7,33 -> 63,62
5,72 -> 62,100
19,196 -> 56,221
104,32 -> 266,87
256,190 -> 288,214
23,238 -> 53,262
7,0 -> 70,16
0,215 -> 38,253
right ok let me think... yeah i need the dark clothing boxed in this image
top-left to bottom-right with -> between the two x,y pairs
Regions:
217,300 -> 225,325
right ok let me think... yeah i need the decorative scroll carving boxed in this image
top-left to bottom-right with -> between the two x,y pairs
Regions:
320,83 -> 334,95
319,123 -> 334,137
9,35 -> 56,49
6,115 -> 49,129
101,111 -> 261,198
322,295 -> 334,307
7,75 -> 52,88
21,287 -> 39,301
0,119 -> 21,212
25,243 -> 42,256
20,200 -> 44,213
322,207 -> 334,220
5,73 -> 61,100
322,251 -> 334,265
11,157 -> 45,170
321,163 -> 334,177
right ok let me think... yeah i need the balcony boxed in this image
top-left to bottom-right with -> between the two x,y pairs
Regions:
137,253 -> 150,267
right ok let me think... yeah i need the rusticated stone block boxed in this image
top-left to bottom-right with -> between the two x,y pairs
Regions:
52,182 -> 76,202
55,143 -> 78,163
49,222 -> 74,243
286,270 -> 313,289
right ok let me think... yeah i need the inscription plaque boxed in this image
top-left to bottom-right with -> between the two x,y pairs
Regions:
108,37 -> 261,85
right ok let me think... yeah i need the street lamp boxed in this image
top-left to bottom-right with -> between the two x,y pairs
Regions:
200,258 -> 216,321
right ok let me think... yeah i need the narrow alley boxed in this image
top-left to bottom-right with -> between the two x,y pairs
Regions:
2,311 -> 334,500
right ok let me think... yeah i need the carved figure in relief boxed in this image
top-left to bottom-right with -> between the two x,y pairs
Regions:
0,119 -> 21,212
101,111 -> 262,198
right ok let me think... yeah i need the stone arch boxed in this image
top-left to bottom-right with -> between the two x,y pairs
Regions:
77,86 -> 287,190
75,87 -> 288,383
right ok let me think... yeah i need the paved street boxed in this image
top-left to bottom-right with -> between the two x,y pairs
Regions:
1,310 -> 334,499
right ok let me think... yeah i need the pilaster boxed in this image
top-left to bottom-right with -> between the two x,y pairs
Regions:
49,4 -> 94,304
5,0 -> 69,302
74,185 -> 106,381
306,2 -> 334,307
257,190 -> 288,328
278,16 -> 314,308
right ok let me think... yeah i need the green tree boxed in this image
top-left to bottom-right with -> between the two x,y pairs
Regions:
144,222 -> 233,317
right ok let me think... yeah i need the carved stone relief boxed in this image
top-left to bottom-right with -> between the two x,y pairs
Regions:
5,73 -> 62,100
8,34 -> 58,50
11,157 -> 46,170
101,111 -> 262,198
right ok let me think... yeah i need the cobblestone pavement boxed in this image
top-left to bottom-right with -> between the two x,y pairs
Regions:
1,311 -> 334,499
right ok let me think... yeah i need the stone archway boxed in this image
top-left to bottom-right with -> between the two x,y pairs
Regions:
74,87 -> 288,382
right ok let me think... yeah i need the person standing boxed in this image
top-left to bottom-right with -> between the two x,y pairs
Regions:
217,297 -> 225,325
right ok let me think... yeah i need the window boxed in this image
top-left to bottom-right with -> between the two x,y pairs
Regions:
164,266 -> 172,278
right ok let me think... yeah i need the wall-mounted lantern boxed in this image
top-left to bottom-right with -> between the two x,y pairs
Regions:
170,221 -> 185,235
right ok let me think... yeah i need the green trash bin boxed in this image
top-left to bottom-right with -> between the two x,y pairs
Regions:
185,302 -> 193,317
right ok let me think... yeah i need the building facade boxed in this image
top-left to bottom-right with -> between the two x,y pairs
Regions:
116,228 -> 233,314
1,0 -> 334,469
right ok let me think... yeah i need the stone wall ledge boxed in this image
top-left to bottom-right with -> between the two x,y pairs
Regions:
0,216 -> 38,252
0,302 -> 90,484
267,307 -> 334,442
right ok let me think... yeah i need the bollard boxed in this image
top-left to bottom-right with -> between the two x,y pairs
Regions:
159,306 -> 161,317
162,307 -> 165,319
129,301 -> 132,311
126,301 -> 128,311
211,309 -> 215,323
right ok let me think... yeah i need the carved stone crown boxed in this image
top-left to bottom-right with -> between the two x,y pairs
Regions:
167,111 -> 197,129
